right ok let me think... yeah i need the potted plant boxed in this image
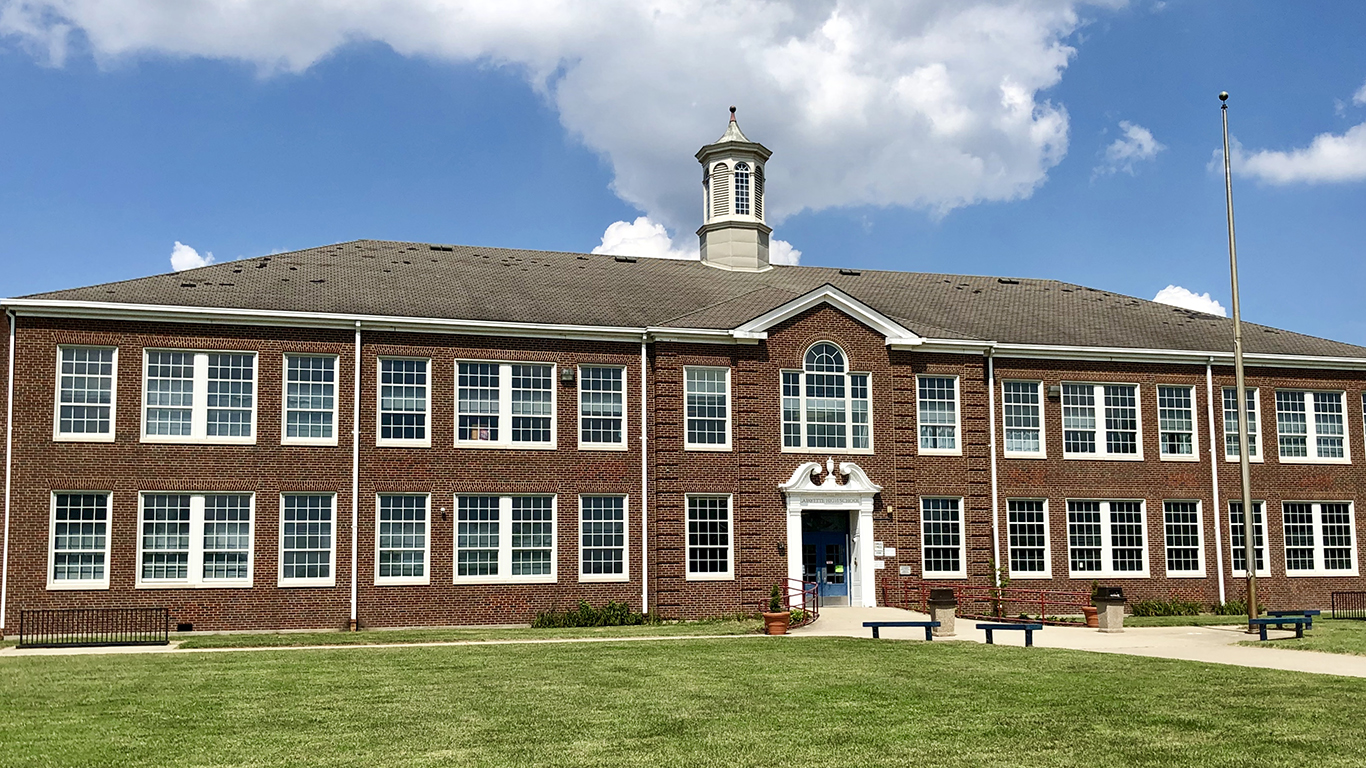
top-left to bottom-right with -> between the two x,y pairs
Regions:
1082,581 -> 1100,628
762,584 -> 791,635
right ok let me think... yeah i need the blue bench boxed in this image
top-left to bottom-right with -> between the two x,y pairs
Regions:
1248,616 -> 1309,641
1266,610 -> 1321,630
863,621 -> 940,641
977,622 -> 1043,647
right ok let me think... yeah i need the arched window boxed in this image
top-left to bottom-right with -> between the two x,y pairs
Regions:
734,161 -> 751,215
702,167 -> 711,221
711,162 -> 731,217
753,164 -> 764,220
782,343 -> 871,450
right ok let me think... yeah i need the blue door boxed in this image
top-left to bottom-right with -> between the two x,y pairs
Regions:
802,511 -> 850,605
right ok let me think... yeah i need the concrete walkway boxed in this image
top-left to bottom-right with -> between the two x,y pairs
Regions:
794,606 -> 1366,678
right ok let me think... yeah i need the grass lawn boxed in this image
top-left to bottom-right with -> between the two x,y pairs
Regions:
4,638 -> 1366,767
1124,615 -> 1248,627
1238,618 -> 1366,656
174,618 -> 762,649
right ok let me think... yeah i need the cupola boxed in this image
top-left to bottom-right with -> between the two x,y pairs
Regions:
696,107 -> 774,271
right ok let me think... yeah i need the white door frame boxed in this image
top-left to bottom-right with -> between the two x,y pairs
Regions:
780,459 -> 882,608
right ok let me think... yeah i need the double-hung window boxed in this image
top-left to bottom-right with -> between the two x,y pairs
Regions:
1228,501 -> 1269,577
1282,502 -> 1357,576
579,366 -> 625,449
1066,500 -> 1148,577
782,343 -> 871,451
917,376 -> 960,454
1006,499 -> 1049,578
280,494 -> 335,586
378,358 -> 429,446
1002,381 -> 1044,457
376,494 -> 429,584
55,346 -> 117,441
1162,501 -> 1204,576
685,367 -> 731,450
143,351 -> 257,443
283,355 -> 337,445
456,362 -> 556,448
1062,383 -> 1141,459
921,498 -> 965,578
1276,390 -> 1349,463
49,492 -> 111,589
686,495 -> 732,580
1157,386 -> 1197,459
580,495 -> 628,581
1222,387 -> 1261,461
454,495 -> 557,583
137,493 -> 254,587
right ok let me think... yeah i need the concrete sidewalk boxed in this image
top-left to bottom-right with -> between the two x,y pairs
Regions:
794,606 -> 1366,678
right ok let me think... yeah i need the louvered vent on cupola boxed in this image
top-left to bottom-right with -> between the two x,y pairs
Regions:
711,162 -> 731,218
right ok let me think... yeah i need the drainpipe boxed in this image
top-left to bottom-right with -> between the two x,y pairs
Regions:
1206,360 -> 1226,604
639,337 -> 649,614
350,321 -> 361,630
0,310 -> 15,635
986,349 -> 1002,587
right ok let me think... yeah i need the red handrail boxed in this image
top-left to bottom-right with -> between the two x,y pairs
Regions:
758,577 -> 820,627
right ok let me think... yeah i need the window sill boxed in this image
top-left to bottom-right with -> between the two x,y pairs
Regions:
918,449 -> 963,458
278,580 -> 337,588
454,441 -> 558,451
1285,570 -> 1359,578
685,573 -> 734,582
1277,457 -> 1352,465
1062,454 -> 1145,462
1232,572 -> 1273,579
53,433 -> 116,443
578,574 -> 631,583
452,577 -> 559,585
135,581 -> 255,589
46,581 -> 110,591
781,447 -> 875,456
376,440 -> 432,449
922,572 -> 967,580
1002,453 -> 1047,460
1163,571 -> 1207,579
1004,573 -> 1053,580
1159,455 -> 1201,463
374,578 -> 431,586
1066,572 -> 1151,579
1223,456 -> 1265,464
141,437 -> 258,446
282,439 -> 341,448
684,444 -> 733,453
578,443 -> 629,452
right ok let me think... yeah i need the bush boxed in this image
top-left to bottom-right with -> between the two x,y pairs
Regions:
768,584 -> 784,613
1130,599 -> 1202,617
1213,600 -> 1263,616
531,601 -> 663,628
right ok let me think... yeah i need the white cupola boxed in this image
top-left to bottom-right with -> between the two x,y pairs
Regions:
696,107 -> 774,271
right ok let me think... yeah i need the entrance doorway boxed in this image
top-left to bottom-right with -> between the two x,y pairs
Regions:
802,510 -> 851,606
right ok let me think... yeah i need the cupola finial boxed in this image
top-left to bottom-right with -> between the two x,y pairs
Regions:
729,105 -> 737,122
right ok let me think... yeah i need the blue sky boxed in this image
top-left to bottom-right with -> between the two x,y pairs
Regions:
2,1 -> 1365,344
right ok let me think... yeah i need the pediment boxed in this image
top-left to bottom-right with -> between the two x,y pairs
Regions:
734,284 -> 923,345
779,459 -> 883,496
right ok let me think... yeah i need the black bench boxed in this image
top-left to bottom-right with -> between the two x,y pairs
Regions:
977,622 -> 1043,647
1248,616 -> 1309,641
863,621 -> 940,641
1266,610 -> 1321,630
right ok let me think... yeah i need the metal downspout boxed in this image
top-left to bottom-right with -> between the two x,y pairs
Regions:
640,338 -> 649,614
350,321 -> 361,630
0,311 -> 15,634
986,349 -> 1002,585
1206,360 -> 1226,603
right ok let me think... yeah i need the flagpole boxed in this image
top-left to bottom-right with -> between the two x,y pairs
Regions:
1220,91 -> 1258,632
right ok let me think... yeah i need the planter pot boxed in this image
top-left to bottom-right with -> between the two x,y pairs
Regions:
1082,606 -> 1099,628
762,612 -> 791,636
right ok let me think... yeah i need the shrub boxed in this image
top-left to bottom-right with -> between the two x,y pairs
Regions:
1130,599 -> 1202,617
531,601 -> 662,628
788,609 -> 807,625
768,584 -> 784,613
1213,599 -> 1263,616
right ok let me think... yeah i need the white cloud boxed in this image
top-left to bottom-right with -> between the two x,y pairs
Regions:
1094,120 -> 1163,176
592,216 -> 800,266
1152,285 -> 1226,317
170,240 -> 214,271
1227,123 -> 1366,185
0,0 -> 1124,233
1354,80 -> 1366,106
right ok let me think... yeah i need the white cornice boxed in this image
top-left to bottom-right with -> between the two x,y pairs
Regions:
903,337 -> 1366,371
734,284 -> 924,344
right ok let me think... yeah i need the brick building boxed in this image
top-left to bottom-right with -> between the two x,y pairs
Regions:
2,115 -> 1364,634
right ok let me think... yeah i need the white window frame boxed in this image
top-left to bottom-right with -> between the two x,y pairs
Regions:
135,492 -> 256,589
376,357 -> 431,448
578,495 -> 629,583
1228,500 -> 1271,578
454,360 -> 558,449
683,366 -> 732,451
1005,498 -> 1051,579
375,493 -> 432,586
47,491 -> 113,590
1064,499 -> 1150,578
1281,501 -> 1358,577
1061,383 -> 1144,461
452,494 -> 559,585
1222,387 -> 1263,463
920,497 -> 967,579
1156,384 -> 1200,462
140,350 -> 259,445
281,354 -> 339,447
278,492 -> 337,587
1001,380 -> 1046,459
780,342 -> 874,455
577,365 -> 628,451
1275,389 -> 1351,464
685,494 -> 734,581
53,346 -> 118,443
1161,500 -> 1205,578
916,375 -> 962,457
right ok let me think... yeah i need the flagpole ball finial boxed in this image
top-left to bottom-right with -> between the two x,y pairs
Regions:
1219,91 -> 1229,102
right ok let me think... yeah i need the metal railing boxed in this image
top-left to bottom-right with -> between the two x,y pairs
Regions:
19,608 -> 170,648
758,578 -> 820,627
888,579 -> 1092,625
1331,591 -> 1366,620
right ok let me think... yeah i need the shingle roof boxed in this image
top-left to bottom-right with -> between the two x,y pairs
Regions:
17,239 -> 1366,358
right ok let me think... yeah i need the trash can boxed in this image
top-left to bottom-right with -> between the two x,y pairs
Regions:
1094,587 -> 1126,633
927,588 -> 957,637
